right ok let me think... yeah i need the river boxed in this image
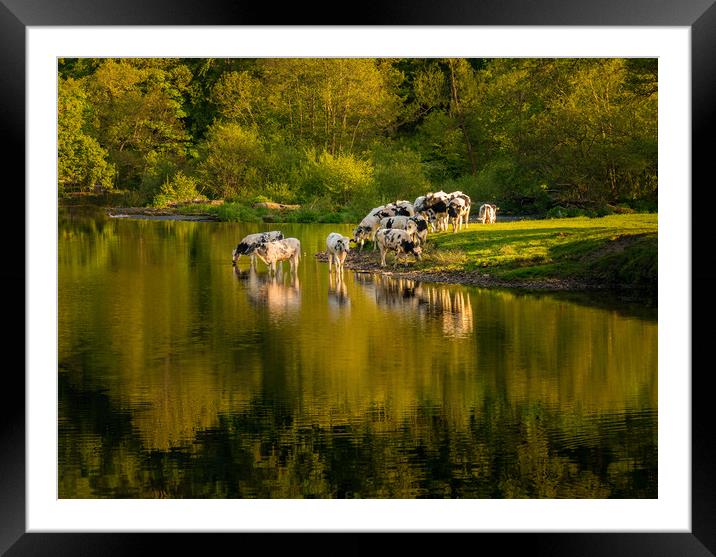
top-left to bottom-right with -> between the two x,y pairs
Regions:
58,209 -> 657,498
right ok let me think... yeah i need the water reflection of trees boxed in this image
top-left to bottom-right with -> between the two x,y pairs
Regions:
59,371 -> 656,498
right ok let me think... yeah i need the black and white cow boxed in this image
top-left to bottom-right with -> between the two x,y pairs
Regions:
424,191 -> 450,232
372,200 -> 415,219
378,215 -> 419,243
448,191 -> 472,228
447,197 -> 469,232
232,230 -> 284,266
375,228 -> 423,267
326,232 -> 351,273
352,214 -> 382,251
253,237 -> 301,275
408,214 -> 429,245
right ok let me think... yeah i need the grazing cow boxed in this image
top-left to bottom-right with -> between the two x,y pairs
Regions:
378,215 -> 419,243
326,232 -> 351,273
375,228 -> 423,267
448,197 -> 469,232
352,214 -> 381,251
408,214 -> 429,245
232,230 -> 284,267
254,237 -> 301,275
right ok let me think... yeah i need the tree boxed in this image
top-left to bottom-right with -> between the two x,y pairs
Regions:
58,77 -> 115,192
198,122 -> 266,199
84,59 -> 190,188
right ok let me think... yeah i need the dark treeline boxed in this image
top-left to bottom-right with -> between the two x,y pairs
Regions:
58,58 -> 657,215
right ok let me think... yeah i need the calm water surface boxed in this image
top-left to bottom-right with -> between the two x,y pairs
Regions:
58,209 -> 657,498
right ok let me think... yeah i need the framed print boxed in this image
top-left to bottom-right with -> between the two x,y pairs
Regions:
4,0 -> 714,554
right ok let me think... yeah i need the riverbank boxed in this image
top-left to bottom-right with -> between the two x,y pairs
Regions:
315,214 -> 657,298
87,203 -> 657,297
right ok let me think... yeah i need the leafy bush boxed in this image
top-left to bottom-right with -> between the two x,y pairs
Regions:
300,149 -> 375,206
209,202 -> 264,223
151,172 -> 206,207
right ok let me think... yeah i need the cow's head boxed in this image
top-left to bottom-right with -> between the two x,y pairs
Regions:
401,239 -> 422,260
254,242 -> 269,257
232,245 -> 242,264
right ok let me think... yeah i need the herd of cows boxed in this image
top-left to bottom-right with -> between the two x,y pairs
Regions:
231,190 -> 500,272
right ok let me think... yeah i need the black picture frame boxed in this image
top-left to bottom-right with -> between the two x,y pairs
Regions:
3,1 -> 713,555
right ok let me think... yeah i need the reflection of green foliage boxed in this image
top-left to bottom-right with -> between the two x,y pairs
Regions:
58,213 -> 657,499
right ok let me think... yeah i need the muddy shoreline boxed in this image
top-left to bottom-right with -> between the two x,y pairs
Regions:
314,250 -> 598,292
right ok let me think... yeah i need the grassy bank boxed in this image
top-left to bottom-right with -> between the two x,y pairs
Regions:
325,214 -> 657,295
418,214 -> 657,291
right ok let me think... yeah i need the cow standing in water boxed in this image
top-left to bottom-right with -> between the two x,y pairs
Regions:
326,232 -> 351,273
232,231 -> 284,267
253,238 -> 301,275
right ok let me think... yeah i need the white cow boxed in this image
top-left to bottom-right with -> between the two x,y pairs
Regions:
326,232 -> 351,273
478,204 -> 498,224
253,238 -> 301,275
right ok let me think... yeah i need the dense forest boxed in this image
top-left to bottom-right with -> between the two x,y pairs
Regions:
58,58 -> 657,216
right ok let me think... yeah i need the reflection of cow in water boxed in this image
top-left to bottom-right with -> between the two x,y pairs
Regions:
234,267 -> 301,318
355,274 -> 473,337
327,272 -> 350,314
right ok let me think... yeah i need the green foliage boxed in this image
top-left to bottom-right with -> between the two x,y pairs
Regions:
371,144 -> 432,203
151,171 -> 206,207
57,57 -> 658,214
199,122 -> 266,199
208,202 -> 265,223
300,149 -> 375,206
58,78 -> 115,192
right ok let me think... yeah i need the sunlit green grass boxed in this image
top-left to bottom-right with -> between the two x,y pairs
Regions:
419,214 -> 657,288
